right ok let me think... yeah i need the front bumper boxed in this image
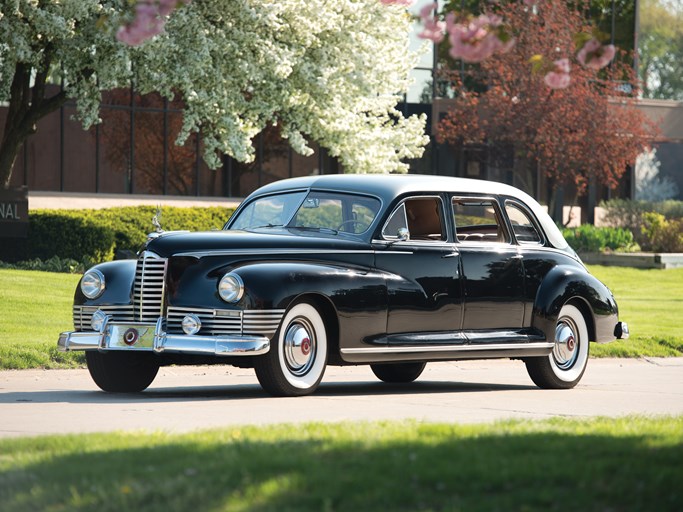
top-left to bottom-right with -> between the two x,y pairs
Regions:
58,318 -> 270,356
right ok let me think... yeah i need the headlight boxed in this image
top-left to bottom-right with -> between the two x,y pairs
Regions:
218,273 -> 244,303
81,269 -> 105,299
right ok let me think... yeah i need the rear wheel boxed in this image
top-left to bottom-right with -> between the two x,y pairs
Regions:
525,304 -> 589,389
86,351 -> 159,392
254,302 -> 328,396
371,362 -> 426,383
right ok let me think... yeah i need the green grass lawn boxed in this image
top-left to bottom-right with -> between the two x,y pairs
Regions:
0,417 -> 681,511
0,266 -> 681,370
0,269 -> 83,369
588,266 -> 683,357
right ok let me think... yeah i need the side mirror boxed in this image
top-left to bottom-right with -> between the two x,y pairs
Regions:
397,227 -> 410,241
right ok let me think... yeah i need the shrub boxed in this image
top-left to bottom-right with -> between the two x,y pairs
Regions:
640,213 -> 683,253
0,256 -> 87,273
562,224 -> 638,253
0,212 -> 115,263
600,199 -> 683,251
87,206 -> 233,252
0,206 -> 235,265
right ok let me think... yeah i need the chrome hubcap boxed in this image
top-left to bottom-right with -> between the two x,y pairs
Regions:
553,319 -> 579,370
283,318 -> 316,376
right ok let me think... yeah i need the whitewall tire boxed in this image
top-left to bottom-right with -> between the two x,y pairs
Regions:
254,302 -> 328,396
525,304 -> 590,389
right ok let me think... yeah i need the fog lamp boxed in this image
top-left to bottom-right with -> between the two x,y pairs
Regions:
90,309 -> 108,332
182,314 -> 201,335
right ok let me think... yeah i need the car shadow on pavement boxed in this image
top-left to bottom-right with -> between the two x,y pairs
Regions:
0,380 -> 536,405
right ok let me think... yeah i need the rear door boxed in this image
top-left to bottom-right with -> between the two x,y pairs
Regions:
452,196 -> 526,330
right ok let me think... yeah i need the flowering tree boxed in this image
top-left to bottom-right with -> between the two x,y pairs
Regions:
435,0 -> 656,198
0,0 -> 427,189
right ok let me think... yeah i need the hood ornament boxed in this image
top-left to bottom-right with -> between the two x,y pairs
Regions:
152,205 -> 164,234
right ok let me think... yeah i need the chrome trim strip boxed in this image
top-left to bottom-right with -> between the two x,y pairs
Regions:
174,249 -> 377,258
340,342 -> 554,355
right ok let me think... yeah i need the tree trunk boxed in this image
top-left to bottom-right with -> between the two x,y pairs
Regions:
0,128 -> 25,190
1,58 -> 67,189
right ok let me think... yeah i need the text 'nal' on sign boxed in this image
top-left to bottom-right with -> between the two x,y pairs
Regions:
0,186 -> 28,238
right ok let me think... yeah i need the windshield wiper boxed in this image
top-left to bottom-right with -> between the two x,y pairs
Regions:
288,226 -> 339,235
251,223 -> 284,229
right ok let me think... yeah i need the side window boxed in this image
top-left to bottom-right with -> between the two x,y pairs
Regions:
505,202 -> 543,245
382,197 -> 445,241
453,198 -> 507,243
382,203 -> 408,239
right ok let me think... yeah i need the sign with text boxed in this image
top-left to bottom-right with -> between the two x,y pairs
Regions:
0,187 -> 28,238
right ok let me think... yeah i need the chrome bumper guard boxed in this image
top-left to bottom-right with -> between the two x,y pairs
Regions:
58,317 -> 270,356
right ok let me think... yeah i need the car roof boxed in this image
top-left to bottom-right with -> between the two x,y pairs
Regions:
242,174 -> 569,250
251,174 -> 528,203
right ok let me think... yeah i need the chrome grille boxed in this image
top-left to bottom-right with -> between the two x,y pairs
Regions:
133,253 -> 168,322
73,305 -> 135,330
166,307 -> 284,336
243,311 -> 285,335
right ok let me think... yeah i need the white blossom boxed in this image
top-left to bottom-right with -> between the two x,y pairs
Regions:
1,0 -> 427,175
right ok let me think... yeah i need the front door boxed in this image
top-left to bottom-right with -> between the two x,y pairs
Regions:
374,196 -> 464,335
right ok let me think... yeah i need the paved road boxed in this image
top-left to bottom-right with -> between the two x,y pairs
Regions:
1,358 -> 682,438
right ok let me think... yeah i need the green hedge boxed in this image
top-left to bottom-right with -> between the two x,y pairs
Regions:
85,206 -> 233,253
562,224 -> 639,253
0,206 -> 234,265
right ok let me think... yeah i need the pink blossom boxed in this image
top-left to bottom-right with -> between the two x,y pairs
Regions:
117,0 -> 191,46
544,58 -> 571,89
417,3 -> 445,43
577,38 -> 616,69
447,14 -> 514,62
523,0 -> 538,6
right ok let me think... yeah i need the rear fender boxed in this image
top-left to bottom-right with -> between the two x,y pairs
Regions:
532,265 -> 618,343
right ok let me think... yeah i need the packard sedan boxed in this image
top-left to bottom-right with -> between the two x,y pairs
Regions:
58,175 -> 628,396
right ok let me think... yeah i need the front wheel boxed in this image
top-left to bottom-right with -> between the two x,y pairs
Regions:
525,304 -> 590,389
254,302 -> 328,396
86,351 -> 159,392
371,362 -> 426,383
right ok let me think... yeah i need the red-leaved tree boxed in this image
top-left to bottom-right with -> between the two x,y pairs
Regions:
437,1 -> 657,208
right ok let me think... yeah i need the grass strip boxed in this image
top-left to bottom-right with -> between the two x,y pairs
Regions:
588,266 -> 683,357
0,269 -> 83,369
0,416 -> 681,511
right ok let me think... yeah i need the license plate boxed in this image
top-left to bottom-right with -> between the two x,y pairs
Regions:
105,324 -> 156,350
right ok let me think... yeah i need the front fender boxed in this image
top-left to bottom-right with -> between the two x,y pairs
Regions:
235,262 -> 388,350
75,260 -> 137,306
169,258 -> 388,351
532,265 -> 619,343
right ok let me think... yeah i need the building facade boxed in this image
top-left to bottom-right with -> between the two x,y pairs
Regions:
2,0 -> 682,212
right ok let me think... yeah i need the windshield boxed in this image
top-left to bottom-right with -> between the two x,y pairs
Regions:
229,190 -> 381,235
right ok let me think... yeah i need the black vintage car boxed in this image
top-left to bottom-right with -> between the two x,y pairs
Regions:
59,175 -> 628,396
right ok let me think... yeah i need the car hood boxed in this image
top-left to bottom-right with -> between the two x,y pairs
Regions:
144,229 -> 369,258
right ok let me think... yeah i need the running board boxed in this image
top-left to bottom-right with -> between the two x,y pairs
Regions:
340,330 -> 552,363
